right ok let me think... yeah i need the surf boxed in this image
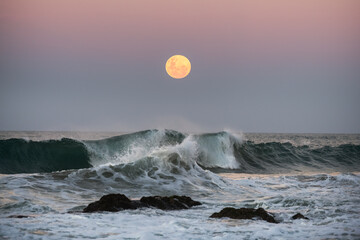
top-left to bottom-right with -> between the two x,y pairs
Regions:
0,129 -> 359,175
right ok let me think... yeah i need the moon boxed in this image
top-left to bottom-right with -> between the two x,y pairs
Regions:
165,55 -> 191,79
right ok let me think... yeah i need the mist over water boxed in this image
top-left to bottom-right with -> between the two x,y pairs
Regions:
0,130 -> 359,239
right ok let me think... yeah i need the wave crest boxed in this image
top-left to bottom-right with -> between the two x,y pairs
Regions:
1,129 -> 359,174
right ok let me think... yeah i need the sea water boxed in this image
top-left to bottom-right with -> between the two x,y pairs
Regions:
0,130 -> 359,239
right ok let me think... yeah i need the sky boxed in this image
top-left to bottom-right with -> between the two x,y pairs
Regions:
1,0 -> 360,133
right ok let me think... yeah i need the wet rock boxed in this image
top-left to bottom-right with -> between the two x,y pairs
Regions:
140,195 -> 201,210
210,207 -> 278,223
7,215 -> 33,218
83,194 -> 201,213
83,194 -> 140,212
291,213 -> 309,220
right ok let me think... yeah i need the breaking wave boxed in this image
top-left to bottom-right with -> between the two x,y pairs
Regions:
0,129 -> 359,175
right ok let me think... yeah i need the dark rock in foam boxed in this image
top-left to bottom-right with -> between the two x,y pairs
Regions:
83,194 -> 201,213
210,207 -> 278,223
291,213 -> 309,220
83,194 -> 139,212
7,215 -> 34,218
140,195 -> 201,210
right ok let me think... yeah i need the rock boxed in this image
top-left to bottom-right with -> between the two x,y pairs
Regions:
291,213 -> 309,220
140,195 -> 201,210
83,194 -> 201,213
83,194 -> 140,212
7,215 -> 33,218
210,207 -> 278,223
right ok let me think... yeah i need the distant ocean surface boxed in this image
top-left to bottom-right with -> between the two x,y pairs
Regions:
1,130 -> 359,239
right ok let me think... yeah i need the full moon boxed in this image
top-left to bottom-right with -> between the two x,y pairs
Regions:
165,55 -> 191,79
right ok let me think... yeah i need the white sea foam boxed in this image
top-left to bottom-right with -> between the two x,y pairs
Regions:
1,172 -> 359,239
1,132 -> 360,239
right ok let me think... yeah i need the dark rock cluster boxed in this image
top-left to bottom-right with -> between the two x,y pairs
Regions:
83,194 -> 201,213
82,193 -> 309,224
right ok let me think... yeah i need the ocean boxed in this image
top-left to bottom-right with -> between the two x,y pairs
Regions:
0,130 -> 359,239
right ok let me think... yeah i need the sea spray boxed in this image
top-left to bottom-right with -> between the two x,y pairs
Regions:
1,129 -> 359,174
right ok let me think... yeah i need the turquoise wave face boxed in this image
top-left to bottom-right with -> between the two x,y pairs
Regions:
0,129 -> 359,174
230,141 -> 360,173
0,138 -> 92,174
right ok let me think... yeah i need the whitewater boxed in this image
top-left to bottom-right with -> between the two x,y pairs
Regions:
0,130 -> 359,239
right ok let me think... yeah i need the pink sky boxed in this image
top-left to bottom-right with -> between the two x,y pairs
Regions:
2,0 -> 360,64
1,0 -> 360,132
